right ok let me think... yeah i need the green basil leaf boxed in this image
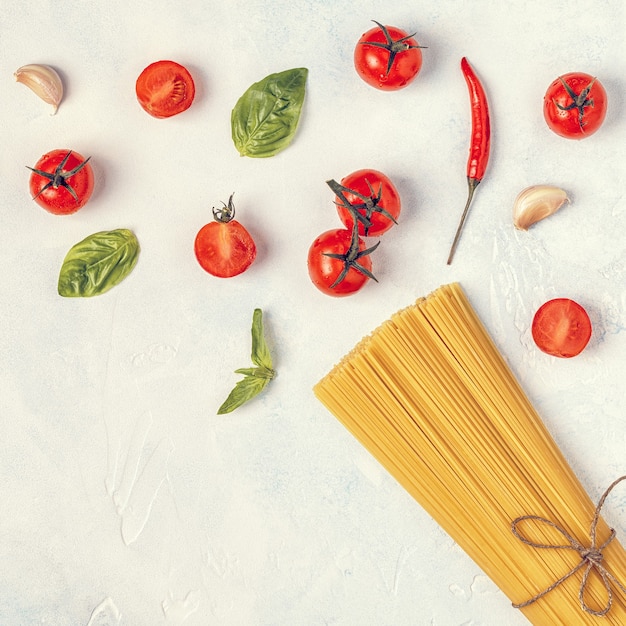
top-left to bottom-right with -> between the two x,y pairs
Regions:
231,67 -> 308,158
217,374 -> 270,415
58,228 -> 140,297
250,308 -> 273,370
217,308 -> 275,414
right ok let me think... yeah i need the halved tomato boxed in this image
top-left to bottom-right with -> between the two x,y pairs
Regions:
531,298 -> 592,358
135,60 -> 195,118
194,195 -> 256,278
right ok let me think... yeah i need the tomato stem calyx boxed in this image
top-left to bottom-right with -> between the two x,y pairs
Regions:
326,178 -> 396,236
27,150 -> 91,204
555,76 -> 597,129
361,20 -> 427,77
323,219 -> 379,289
212,193 -> 237,223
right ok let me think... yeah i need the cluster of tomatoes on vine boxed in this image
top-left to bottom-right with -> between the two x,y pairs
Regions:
306,170 -> 402,297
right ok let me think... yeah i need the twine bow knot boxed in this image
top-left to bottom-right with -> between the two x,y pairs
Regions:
581,547 -> 604,568
511,475 -> 626,617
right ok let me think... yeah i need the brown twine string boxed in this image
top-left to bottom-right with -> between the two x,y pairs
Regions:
511,475 -> 626,617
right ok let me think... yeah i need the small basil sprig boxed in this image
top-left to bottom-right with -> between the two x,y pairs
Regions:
58,228 -> 140,297
218,308 -> 275,414
231,67 -> 308,158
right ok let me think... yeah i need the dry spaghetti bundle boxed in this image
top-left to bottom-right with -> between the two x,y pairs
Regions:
314,283 -> 626,625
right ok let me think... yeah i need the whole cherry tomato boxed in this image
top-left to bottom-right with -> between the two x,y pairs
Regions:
28,149 -> 94,215
531,298 -> 592,358
330,169 -> 401,237
136,60 -> 195,118
307,227 -> 377,296
543,72 -> 607,139
194,194 -> 256,278
354,21 -> 424,91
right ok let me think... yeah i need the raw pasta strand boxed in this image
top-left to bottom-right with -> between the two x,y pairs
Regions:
313,283 -> 626,625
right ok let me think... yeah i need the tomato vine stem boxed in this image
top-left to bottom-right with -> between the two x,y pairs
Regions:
27,150 -> 91,203
326,178 -> 396,236
323,209 -> 379,289
555,76 -> 597,129
361,20 -> 426,76
212,193 -> 236,223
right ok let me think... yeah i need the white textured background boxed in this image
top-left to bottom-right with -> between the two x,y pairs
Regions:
1,1 -> 625,624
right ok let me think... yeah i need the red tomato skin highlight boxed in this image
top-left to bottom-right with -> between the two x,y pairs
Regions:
354,24 -> 422,91
307,229 -> 372,297
543,72 -> 607,139
194,220 -> 256,278
136,60 -> 195,119
335,169 -> 401,237
531,298 -> 592,358
29,150 -> 94,215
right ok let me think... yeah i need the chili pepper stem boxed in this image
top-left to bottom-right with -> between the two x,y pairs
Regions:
447,177 -> 480,265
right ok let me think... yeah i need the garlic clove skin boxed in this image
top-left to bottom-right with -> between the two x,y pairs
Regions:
513,185 -> 569,231
15,64 -> 64,114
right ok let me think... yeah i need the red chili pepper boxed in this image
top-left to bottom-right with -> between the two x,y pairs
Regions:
447,57 -> 491,265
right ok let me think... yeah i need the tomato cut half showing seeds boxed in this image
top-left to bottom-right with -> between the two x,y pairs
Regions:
194,195 -> 256,278
531,298 -> 592,358
136,60 -> 195,118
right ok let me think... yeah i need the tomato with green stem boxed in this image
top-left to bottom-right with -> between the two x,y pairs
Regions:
543,72 -> 607,139
328,169 -> 401,237
28,149 -> 94,215
194,194 -> 256,278
354,21 -> 425,91
531,298 -> 592,358
307,221 -> 378,296
136,60 -> 195,118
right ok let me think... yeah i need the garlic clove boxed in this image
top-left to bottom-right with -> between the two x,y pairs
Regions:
15,63 -> 64,114
513,185 -> 569,230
